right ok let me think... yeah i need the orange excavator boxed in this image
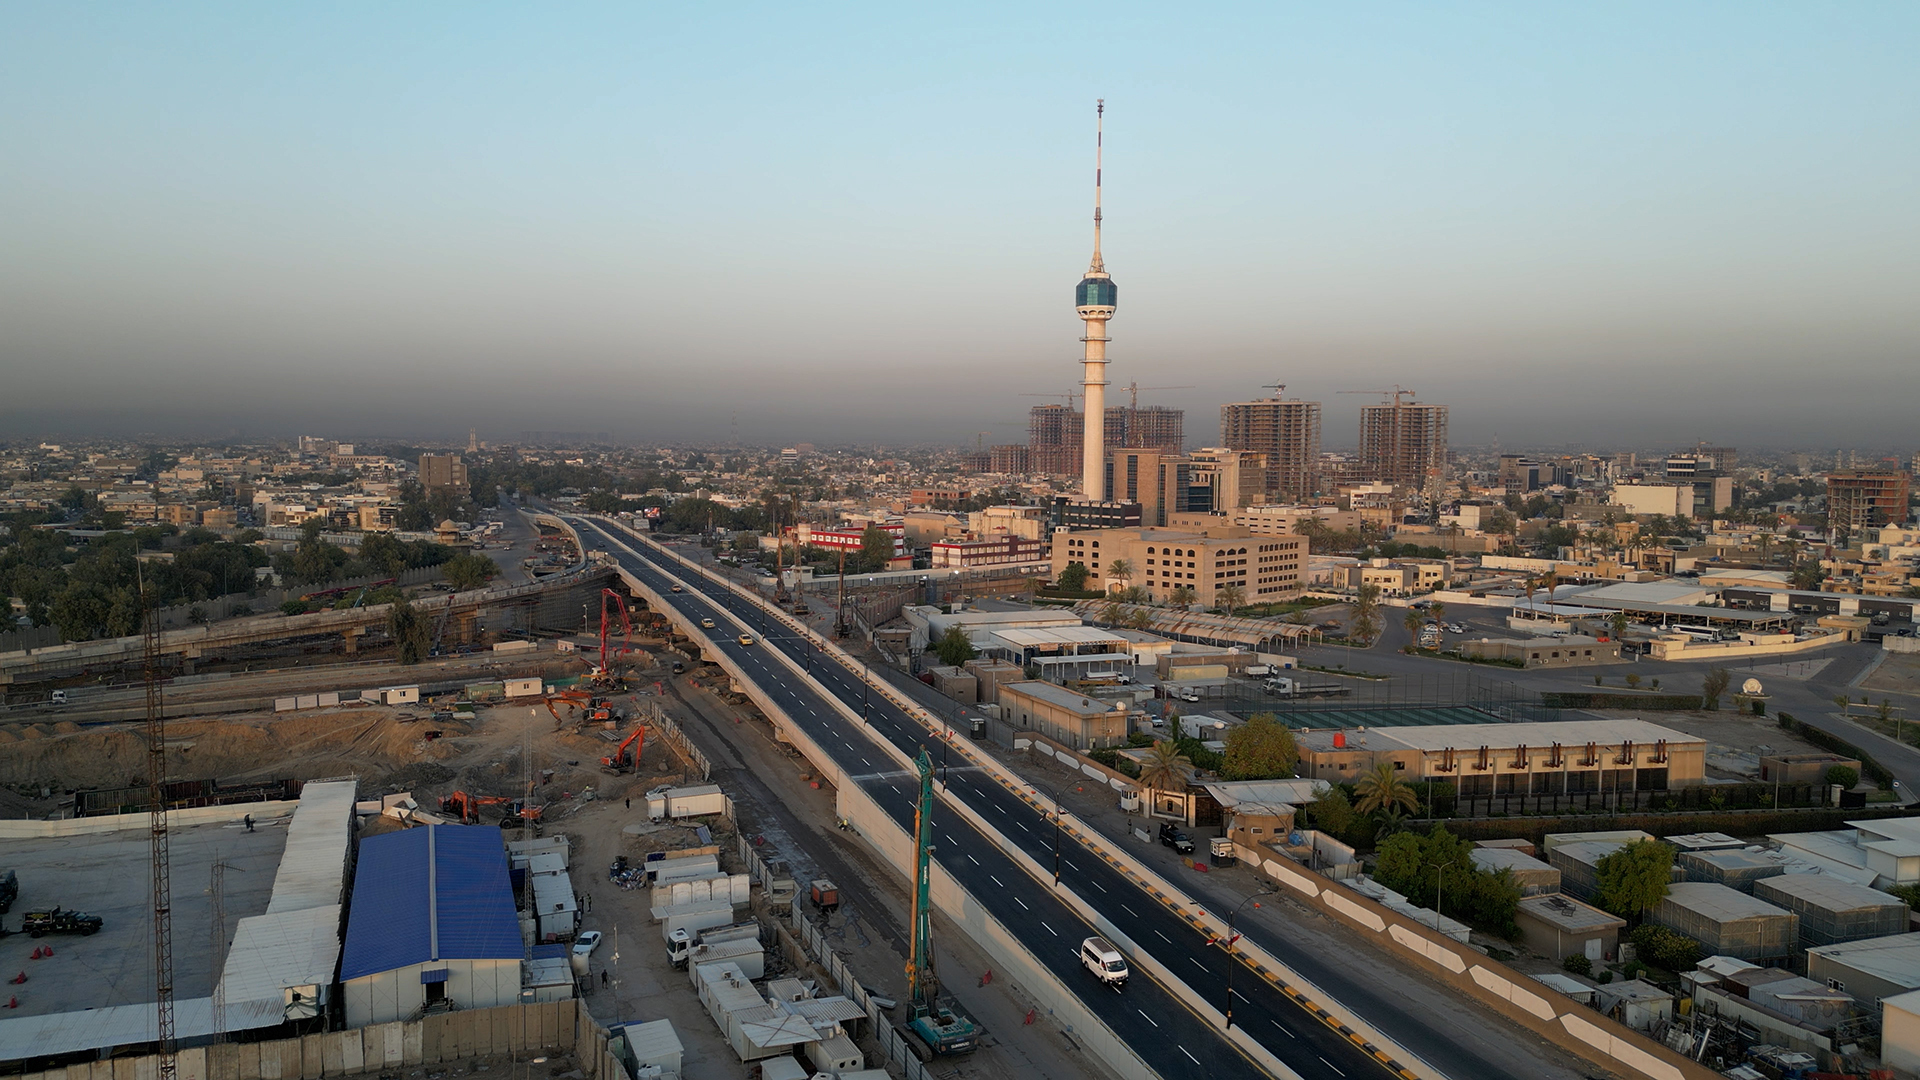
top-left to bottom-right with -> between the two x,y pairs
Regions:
600,726 -> 646,774
544,689 -> 593,728
440,791 -> 511,823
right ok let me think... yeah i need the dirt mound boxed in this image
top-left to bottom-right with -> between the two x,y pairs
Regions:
0,708 -> 470,790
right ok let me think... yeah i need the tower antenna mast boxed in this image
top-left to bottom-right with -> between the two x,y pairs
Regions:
1091,99 -> 1104,274
1075,100 -> 1117,499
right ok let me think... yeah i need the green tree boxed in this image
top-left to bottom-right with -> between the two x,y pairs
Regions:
443,552 -> 500,590
1825,764 -> 1859,790
387,598 -> 432,665
1427,600 -> 1446,622
1789,558 -> 1826,591
1136,740 -> 1194,793
933,624 -> 979,667
1221,713 -> 1299,780
1354,761 -> 1418,816
357,532 -> 409,576
857,524 -> 894,572
1628,924 -> 1701,971
1306,784 -> 1354,838
1595,839 -> 1673,919
1402,607 -> 1424,647
1610,610 -> 1630,641
1105,557 -> 1133,593
1058,561 -> 1090,592
1169,584 -> 1195,607
1701,667 -> 1732,711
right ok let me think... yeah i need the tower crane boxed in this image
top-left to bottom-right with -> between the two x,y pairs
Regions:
1338,385 -> 1419,405
902,748 -> 981,1060
1121,382 -> 1192,411
1019,392 -> 1081,405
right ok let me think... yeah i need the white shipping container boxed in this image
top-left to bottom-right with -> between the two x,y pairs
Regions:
683,939 -> 764,981
649,854 -> 720,886
494,639 -> 538,654
380,685 -> 421,705
504,677 -> 544,698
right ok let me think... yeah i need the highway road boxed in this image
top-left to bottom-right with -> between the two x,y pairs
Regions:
568,515 -> 1405,1080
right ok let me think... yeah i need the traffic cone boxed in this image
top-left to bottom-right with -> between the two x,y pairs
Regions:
10,973 -> 25,985
28,948 -> 40,961
41,946 -> 51,957
4,996 -> 17,1009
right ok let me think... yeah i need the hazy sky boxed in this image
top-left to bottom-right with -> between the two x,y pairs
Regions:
5,4 -> 1917,450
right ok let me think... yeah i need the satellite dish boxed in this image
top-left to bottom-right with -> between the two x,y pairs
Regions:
1741,678 -> 1763,696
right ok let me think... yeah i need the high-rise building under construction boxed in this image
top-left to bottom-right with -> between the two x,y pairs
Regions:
1358,400 -> 1448,490
1029,404 -> 1180,475
1221,393 -> 1320,500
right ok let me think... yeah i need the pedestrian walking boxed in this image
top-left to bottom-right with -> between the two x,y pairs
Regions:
600,970 -> 609,988
244,814 -> 254,833
625,796 -> 630,810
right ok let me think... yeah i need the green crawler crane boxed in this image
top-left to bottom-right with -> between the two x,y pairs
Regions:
902,747 -> 982,1061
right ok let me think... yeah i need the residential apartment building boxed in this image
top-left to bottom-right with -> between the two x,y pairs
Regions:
418,454 -> 468,493
1220,395 -> 1321,500
1227,504 -> 1362,536
1105,448 -> 1174,524
930,534 -> 1050,569
1828,471 -> 1912,531
1357,400 -> 1448,489
1051,523 -> 1304,605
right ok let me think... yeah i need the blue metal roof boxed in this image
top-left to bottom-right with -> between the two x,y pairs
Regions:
340,825 -> 522,981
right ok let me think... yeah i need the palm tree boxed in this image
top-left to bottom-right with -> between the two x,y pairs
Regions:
1105,557 -> 1134,594
1402,607 -> 1425,647
1428,599 -> 1446,624
1354,762 -> 1418,816
1217,583 -> 1246,616
1137,740 -> 1194,793
1169,584 -> 1196,608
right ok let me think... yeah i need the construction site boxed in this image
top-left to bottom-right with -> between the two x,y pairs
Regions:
0,568 -> 1112,1080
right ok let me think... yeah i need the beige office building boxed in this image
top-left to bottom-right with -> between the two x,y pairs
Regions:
1294,719 -> 1705,799
1052,523 -> 1304,605
419,453 -> 468,493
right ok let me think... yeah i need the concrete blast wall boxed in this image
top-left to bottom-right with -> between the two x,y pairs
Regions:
10,1003 -> 628,1080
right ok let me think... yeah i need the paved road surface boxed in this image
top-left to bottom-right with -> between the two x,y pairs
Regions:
572,515 -> 1486,1080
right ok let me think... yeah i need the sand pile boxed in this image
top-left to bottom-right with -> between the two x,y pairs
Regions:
0,708 -> 470,790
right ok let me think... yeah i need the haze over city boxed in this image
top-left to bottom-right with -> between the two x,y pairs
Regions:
5,3 -> 1918,447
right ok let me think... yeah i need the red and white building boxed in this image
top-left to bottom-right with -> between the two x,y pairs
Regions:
930,535 -> 1051,569
794,520 -> 911,567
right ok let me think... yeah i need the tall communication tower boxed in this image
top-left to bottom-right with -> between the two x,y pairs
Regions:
1076,100 -> 1117,499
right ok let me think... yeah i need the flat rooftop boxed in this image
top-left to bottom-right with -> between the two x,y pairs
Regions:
1807,933 -> 1920,990
1297,718 -> 1700,753
2,815 -> 290,1018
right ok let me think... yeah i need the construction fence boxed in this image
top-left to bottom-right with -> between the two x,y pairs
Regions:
641,699 -> 711,782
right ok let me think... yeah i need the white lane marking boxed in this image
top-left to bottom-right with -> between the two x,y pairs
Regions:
1042,922 -> 1057,935
991,876 -> 1004,888
1017,821 -> 1029,832
1180,1047 -> 1200,1065
1272,1021 -> 1294,1038
1090,880 -> 1106,893
1189,957 -> 1207,971
969,855 -> 980,866
1154,930 -> 1171,944
1015,897 -> 1028,910
1122,905 -> 1138,917
1319,1058 -> 1343,1076
1137,1011 -> 1158,1028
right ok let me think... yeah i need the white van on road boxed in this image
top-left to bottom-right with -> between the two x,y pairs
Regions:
1080,936 -> 1129,987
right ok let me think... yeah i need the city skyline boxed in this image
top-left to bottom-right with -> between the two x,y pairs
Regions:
5,4 -> 1918,448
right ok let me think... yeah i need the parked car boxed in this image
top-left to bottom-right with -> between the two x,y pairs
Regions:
572,930 -> 603,958
1175,687 -> 1202,703
1158,822 -> 1194,854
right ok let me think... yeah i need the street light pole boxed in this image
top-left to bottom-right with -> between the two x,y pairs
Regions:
1424,861 -> 1452,930
1216,890 -> 1269,1029
1043,785 -> 1069,887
